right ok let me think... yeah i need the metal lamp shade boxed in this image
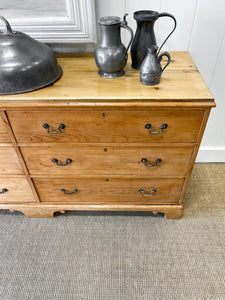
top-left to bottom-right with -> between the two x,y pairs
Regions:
0,16 -> 62,95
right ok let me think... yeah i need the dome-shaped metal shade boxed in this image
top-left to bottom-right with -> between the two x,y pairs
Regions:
0,16 -> 62,95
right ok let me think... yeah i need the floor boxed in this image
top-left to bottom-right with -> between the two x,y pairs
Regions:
0,164 -> 224,300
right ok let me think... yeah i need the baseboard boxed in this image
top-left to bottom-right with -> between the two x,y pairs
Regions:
196,148 -> 225,162
48,43 -> 95,53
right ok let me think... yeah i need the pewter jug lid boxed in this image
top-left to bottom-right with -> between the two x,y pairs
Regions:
98,16 -> 121,26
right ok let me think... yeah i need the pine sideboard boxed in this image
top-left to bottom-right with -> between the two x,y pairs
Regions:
0,52 -> 215,218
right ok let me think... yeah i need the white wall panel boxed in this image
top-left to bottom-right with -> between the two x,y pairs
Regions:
95,0 -> 125,18
196,32 -> 225,162
196,149 -> 225,163
157,0 -> 197,51
189,0 -> 225,86
95,0 -> 126,42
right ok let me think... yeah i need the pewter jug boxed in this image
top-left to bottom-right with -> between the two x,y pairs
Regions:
131,10 -> 176,70
140,46 -> 171,86
95,14 -> 133,78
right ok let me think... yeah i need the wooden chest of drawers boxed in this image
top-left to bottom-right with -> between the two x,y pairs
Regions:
0,52 -> 215,218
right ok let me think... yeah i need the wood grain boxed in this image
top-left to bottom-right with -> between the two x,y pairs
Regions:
8,109 -> 204,143
179,108 -> 212,204
0,113 -> 11,143
0,53 -> 215,218
33,177 -> 184,204
0,177 -> 35,203
0,111 -> 40,203
0,147 -> 24,175
21,145 -> 193,176
0,203 -> 183,219
0,53 -> 214,103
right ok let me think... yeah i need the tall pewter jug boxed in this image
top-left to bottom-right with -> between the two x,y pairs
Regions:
95,14 -> 133,78
131,10 -> 176,70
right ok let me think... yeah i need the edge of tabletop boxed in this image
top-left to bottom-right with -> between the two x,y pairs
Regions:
0,52 -> 215,108
0,100 -> 215,109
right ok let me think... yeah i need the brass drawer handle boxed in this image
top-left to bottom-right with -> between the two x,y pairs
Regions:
145,123 -> 168,134
60,188 -> 78,195
141,158 -> 162,167
52,158 -> 72,166
139,188 -> 156,196
0,188 -> 8,194
42,123 -> 65,134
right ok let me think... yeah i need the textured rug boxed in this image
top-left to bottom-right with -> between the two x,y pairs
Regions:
0,164 -> 224,300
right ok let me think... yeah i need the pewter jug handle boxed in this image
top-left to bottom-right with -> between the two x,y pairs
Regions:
0,16 -> 13,35
121,14 -> 134,53
157,13 -> 177,53
158,51 -> 171,72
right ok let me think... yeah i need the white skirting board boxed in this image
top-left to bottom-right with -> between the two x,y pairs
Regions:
196,148 -> 225,163
48,43 -> 95,53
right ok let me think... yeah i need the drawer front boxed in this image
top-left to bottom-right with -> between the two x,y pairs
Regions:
33,177 -> 184,204
0,178 -> 35,203
8,110 -> 204,143
0,115 -> 11,143
0,147 -> 24,175
21,145 -> 193,176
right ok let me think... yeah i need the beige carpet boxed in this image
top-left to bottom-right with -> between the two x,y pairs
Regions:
0,164 -> 224,300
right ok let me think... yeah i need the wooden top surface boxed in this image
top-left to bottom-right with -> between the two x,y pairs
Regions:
0,52 -> 214,105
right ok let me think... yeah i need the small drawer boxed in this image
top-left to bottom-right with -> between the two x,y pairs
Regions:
0,146 -> 24,175
0,115 -> 11,143
33,177 -> 184,205
21,145 -> 193,177
0,177 -> 35,203
8,110 -> 204,144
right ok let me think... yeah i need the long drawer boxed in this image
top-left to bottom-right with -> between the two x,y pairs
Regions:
0,177 -> 35,203
0,146 -> 24,175
8,110 -> 204,143
0,115 -> 11,143
33,177 -> 184,204
21,145 -> 193,176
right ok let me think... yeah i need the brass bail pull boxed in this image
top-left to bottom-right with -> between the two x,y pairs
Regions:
0,188 -> 8,194
145,123 -> 168,134
60,188 -> 78,195
42,123 -> 66,134
139,189 -> 156,196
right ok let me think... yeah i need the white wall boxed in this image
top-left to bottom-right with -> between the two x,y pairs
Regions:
94,0 -> 225,162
